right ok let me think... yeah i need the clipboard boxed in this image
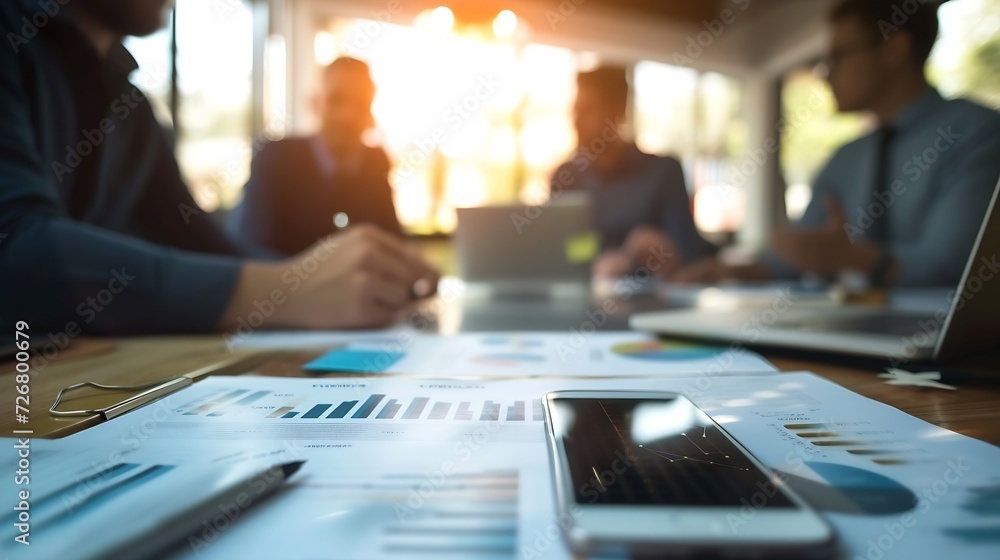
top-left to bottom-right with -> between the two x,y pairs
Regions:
48,353 -> 275,422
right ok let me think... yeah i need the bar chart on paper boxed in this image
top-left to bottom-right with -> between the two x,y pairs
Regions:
289,469 -> 521,559
174,388 -> 545,423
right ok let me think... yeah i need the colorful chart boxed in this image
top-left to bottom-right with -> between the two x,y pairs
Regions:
610,340 -> 721,361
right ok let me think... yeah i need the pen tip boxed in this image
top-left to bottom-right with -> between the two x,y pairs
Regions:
282,460 -> 306,478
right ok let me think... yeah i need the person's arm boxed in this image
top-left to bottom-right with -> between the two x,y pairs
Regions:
0,45 -> 241,335
217,225 -> 440,331
765,117 -> 1000,286
654,157 -> 714,264
757,156 -> 841,280
596,158 -> 708,279
671,158 -> 839,284
890,118 -> 1000,286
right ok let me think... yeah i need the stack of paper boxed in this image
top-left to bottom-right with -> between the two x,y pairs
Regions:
7,371 -> 999,559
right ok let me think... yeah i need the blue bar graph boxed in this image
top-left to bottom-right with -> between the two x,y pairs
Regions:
242,394 -> 546,423
327,400 -> 358,418
352,394 -> 386,419
303,404 -> 333,419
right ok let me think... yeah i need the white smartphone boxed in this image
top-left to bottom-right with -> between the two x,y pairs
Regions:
543,391 -> 837,558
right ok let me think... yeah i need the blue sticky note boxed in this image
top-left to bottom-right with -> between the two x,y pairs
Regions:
304,348 -> 405,373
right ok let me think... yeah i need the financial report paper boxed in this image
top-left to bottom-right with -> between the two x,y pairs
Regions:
6,373 -> 999,559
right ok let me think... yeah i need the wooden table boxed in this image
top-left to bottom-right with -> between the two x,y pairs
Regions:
2,336 -> 999,446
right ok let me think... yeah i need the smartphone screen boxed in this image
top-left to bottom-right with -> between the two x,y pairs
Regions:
549,396 -> 796,507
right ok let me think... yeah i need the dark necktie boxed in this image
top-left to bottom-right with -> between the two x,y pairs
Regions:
867,126 -> 897,243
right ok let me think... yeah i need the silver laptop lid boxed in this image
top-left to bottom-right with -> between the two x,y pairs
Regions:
455,203 -> 595,284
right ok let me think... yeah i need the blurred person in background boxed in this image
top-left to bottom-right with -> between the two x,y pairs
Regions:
232,57 -> 402,256
0,0 -> 436,335
552,66 -> 715,280
675,0 -> 1000,288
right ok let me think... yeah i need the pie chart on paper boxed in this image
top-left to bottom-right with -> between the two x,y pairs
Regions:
610,340 -> 722,361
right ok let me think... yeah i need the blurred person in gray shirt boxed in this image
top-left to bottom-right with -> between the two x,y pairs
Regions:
675,0 -> 1000,288
552,66 -> 715,280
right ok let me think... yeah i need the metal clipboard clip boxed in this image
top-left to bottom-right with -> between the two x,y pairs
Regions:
48,352 -> 275,421
49,377 -> 193,421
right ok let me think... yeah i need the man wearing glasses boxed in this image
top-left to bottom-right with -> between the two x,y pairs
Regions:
675,0 -> 1000,288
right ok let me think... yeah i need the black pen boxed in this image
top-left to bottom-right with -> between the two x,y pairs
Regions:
102,461 -> 305,560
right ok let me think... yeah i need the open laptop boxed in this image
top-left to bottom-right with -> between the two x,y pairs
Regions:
455,202 -> 596,296
630,180 -> 1000,363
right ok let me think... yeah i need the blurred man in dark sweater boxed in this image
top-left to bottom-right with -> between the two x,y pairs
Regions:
232,57 -> 402,256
